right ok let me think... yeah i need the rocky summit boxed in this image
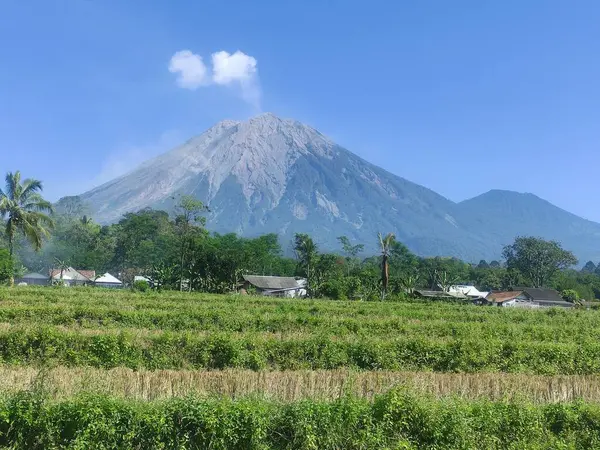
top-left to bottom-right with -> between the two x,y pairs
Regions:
77,113 -> 600,261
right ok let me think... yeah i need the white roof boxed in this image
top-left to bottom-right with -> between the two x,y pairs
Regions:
449,285 -> 489,298
51,267 -> 89,281
95,273 -> 122,284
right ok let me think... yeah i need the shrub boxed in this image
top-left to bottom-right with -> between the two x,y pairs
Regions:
562,289 -> 580,303
0,249 -> 13,285
132,280 -> 150,292
2,390 -> 600,448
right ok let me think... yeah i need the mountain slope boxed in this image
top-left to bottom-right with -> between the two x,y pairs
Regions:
78,113 -> 600,261
457,190 -> 600,262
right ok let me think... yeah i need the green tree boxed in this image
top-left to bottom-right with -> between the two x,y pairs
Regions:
294,233 -> 318,296
0,249 -> 13,285
582,261 -> 597,274
337,235 -> 364,275
0,171 -> 54,285
475,269 -> 503,291
389,241 -> 419,275
477,260 -> 489,269
502,236 -> 578,288
378,232 -> 395,300
173,195 -> 207,291
112,209 -> 176,272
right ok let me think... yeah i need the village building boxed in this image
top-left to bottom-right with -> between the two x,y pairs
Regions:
448,284 -> 490,299
413,290 -> 467,300
241,275 -> 307,298
15,272 -> 50,286
95,273 -> 123,289
49,267 -> 95,286
486,288 -> 574,308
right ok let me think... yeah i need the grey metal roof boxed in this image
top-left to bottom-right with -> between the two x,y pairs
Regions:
522,288 -> 565,303
243,275 -> 300,290
414,290 -> 466,299
21,273 -> 49,280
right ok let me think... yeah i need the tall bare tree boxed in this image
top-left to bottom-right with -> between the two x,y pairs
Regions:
378,232 -> 395,300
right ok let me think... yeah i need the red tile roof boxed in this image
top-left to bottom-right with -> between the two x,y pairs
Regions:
77,270 -> 96,280
49,268 -> 95,281
487,291 -> 524,303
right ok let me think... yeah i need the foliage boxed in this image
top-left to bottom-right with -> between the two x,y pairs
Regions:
7,180 -> 600,302
503,237 -> 578,288
0,248 -> 13,285
0,171 -> 54,261
2,388 -> 600,449
132,280 -> 150,292
561,289 -> 580,303
294,233 -> 318,295
2,288 -> 600,373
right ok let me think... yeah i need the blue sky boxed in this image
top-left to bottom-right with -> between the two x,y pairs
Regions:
1,0 -> 599,220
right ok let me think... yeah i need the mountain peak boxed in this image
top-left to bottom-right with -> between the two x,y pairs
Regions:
250,112 -> 281,122
78,115 -> 600,262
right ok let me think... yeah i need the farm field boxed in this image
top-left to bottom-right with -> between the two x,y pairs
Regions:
2,287 -> 600,448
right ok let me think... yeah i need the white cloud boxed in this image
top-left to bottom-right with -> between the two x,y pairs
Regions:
211,50 -> 257,85
169,49 -> 261,108
212,50 -> 261,108
168,50 -> 209,89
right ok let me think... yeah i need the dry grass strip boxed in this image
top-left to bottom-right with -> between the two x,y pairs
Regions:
1,367 -> 600,403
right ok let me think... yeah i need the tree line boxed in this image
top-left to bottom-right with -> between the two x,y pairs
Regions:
1,170 -> 599,300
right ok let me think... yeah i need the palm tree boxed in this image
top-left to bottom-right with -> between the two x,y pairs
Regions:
80,215 -> 93,226
399,272 -> 420,297
436,270 -> 459,294
0,171 -> 54,284
53,258 -> 69,286
378,232 -> 395,300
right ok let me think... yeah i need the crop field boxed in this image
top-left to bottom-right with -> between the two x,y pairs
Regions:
2,287 -> 600,448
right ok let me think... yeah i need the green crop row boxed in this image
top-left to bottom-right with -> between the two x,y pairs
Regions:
0,327 -> 600,374
1,288 -> 599,344
2,388 -> 600,449
2,306 -> 599,343
2,287 -> 590,328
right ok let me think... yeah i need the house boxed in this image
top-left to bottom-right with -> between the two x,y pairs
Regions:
95,273 -> 123,289
49,267 -> 95,286
448,285 -> 489,299
486,288 -> 574,308
241,275 -> 307,298
520,288 -> 575,308
413,290 -> 467,300
15,272 -> 50,286
486,291 -> 536,308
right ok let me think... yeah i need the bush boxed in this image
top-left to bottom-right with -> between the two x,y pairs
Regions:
132,280 -> 150,292
562,289 -> 580,303
2,390 -> 600,448
0,249 -> 13,285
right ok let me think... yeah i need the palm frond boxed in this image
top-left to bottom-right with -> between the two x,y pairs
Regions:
5,171 -> 21,200
21,179 -> 43,200
23,195 -> 54,213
